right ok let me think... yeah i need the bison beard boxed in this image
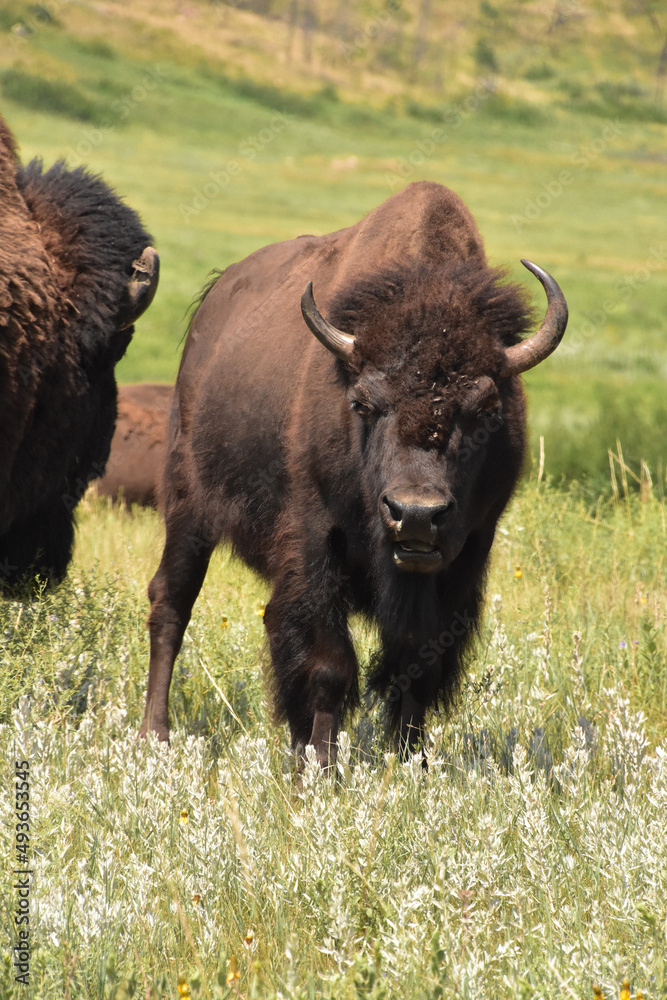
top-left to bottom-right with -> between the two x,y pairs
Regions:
0,114 -> 158,589
142,181 -> 567,762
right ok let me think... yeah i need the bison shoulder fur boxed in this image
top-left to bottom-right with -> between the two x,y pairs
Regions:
0,114 -> 159,590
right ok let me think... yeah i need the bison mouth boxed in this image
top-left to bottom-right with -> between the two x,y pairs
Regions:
392,540 -> 443,572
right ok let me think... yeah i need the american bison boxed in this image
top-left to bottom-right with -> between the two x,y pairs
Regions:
142,181 -> 567,761
93,383 -> 173,509
0,114 -> 159,589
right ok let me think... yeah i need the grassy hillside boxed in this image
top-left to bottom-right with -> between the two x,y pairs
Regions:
1,0 -> 666,483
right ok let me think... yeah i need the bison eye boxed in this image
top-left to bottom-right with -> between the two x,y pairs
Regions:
478,400 -> 501,419
462,395 -> 501,424
351,400 -> 375,418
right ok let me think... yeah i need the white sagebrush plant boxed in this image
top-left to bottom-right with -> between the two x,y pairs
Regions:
2,678 -> 667,998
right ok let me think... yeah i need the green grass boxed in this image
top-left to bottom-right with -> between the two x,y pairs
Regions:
1,9 -> 664,484
1,485 -> 666,998
0,67 -> 106,122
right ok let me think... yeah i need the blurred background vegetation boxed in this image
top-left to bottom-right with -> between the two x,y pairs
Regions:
0,0 -> 665,487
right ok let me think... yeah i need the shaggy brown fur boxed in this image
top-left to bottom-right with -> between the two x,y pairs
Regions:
141,181 -> 561,764
328,260 -> 532,448
93,384 -> 173,509
0,114 -> 156,588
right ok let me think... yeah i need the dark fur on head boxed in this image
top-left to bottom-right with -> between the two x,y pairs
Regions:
329,259 -> 532,442
16,159 -> 153,361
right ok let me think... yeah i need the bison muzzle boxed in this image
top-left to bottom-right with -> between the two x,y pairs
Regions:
142,181 -> 567,764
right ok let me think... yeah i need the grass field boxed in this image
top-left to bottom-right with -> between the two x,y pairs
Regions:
1,0 -> 666,483
1,487 -> 666,998
1,1 -> 667,997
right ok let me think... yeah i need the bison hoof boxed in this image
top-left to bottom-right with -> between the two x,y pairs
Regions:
294,741 -> 338,778
138,718 -> 170,743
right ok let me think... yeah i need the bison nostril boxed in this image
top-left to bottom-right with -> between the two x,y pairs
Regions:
383,494 -> 455,534
431,499 -> 455,528
383,495 -> 404,523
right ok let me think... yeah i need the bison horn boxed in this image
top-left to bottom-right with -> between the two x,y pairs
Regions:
500,260 -> 568,377
120,246 -> 160,330
301,282 -> 356,362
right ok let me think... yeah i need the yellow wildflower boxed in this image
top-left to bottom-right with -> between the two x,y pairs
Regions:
226,955 -> 240,986
177,976 -> 191,998
257,603 -> 265,617
244,928 -> 254,946
593,987 -> 604,1000
620,979 -> 631,1000
179,809 -> 189,825
221,615 -> 229,628
193,893 -> 201,905
514,566 -> 522,579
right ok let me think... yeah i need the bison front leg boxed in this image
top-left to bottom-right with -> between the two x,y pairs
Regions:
397,686 -> 428,759
305,633 -> 357,768
264,597 -> 357,769
394,641 -> 468,761
375,639 -> 444,761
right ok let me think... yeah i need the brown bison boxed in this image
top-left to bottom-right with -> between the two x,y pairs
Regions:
94,383 -> 173,509
142,181 -> 567,761
0,114 -> 158,589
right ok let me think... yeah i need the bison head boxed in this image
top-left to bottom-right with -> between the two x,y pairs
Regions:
302,259 -> 567,578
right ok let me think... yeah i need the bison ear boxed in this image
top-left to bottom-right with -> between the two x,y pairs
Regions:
301,282 -> 356,362
119,246 -> 160,330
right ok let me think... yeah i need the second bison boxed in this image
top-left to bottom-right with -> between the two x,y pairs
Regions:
94,383 -> 173,509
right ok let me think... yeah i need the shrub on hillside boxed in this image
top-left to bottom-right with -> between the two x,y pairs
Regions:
523,61 -> 556,81
1,68 -> 104,123
473,37 -> 499,73
558,77 -> 667,123
478,92 -> 551,125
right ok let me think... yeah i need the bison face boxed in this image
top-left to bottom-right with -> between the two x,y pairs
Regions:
347,369 -> 508,574
301,260 -> 567,576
